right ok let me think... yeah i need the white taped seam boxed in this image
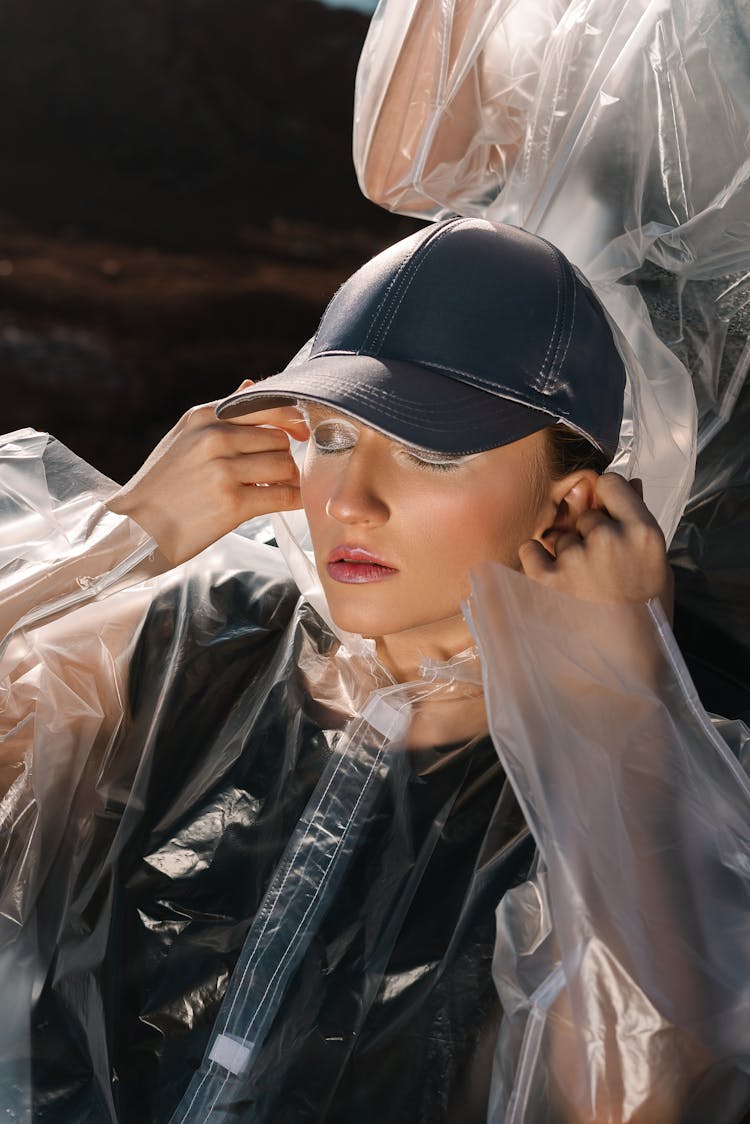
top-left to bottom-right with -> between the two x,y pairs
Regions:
361,693 -> 410,741
208,1033 -> 254,1076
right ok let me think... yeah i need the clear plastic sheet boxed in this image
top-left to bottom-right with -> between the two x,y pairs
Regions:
2,431 -> 749,1122
0,433 -> 532,1122
354,0 -> 750,544
0,428 -> 165,639
467,562 -> 750,1122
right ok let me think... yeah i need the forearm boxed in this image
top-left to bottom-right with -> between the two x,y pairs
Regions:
354,0 -> 530,214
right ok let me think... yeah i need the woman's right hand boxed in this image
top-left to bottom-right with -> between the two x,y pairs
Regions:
107,383 -> 310,564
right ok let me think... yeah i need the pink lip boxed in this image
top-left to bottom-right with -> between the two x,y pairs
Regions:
326,545 -> 398,584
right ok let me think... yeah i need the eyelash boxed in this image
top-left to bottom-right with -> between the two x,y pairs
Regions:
401,451 -> 461,473
309,422 -> 462,473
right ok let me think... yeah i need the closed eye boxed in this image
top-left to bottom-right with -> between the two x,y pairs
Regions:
401,446 -> 472,472
310,418 -> 359,454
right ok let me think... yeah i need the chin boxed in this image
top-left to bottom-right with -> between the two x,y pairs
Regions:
327,604 -> 404,639
323,590 -> 406,638
325,597 -> 457,644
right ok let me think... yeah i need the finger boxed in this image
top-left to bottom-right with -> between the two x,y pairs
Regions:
217,421 -> 294,454
594,472 -> 659,528
236,481 -> 303,518
552,530 -> 584,558
575,507 -> 615,538
518,538 -> 556,579
232,450 -> 300,486
225,403 -> 310,439
629,477 -> 644,500
183,401 -> 227,429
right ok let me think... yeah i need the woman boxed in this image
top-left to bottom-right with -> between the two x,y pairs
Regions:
1,219 -> 748,1122
353,0 -> 750,713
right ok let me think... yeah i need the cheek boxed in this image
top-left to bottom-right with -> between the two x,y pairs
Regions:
410,479 -> 535,575
300,456 -> 328,532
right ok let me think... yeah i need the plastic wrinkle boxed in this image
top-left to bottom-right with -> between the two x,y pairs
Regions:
468,561 -> 750,1121
2,434 -> 543,1122
355,0 -> 750,547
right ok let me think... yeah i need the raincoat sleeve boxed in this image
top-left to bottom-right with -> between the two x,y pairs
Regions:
467,563 -> 750,1122
0,428 -> 170,641
0,427 -> 172,875
353,0 -> 554,218
354,0 -> 750,247
0,430 -> 178,1102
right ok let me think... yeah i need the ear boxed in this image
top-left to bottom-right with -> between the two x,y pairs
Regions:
532,470 -> 599,556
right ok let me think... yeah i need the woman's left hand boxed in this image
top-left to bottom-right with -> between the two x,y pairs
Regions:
518,473 -> 674,622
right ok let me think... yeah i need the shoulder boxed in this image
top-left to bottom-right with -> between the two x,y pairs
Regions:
129,536 -> 302,711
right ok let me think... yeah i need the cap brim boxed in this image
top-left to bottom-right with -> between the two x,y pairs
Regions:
216,353 -> 557,455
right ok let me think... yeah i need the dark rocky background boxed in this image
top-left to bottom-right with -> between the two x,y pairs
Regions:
0,0 -> 418,480
1,0 -> 748,717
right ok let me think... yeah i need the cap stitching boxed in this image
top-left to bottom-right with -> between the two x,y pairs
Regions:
372,231 -> 450,348
299,380 -> 511,420
234,362 -> 583,423
282,372 -> 560,426
310,388 -> 552,430
406,360 -> 572,413
359,223 -> 445,352
225,359 -> 596,441
537,249 -> 562,389
361,220 -> 462,353
551,268 -> 577,386
220,385 -> 592,444
291,356 -> 503,409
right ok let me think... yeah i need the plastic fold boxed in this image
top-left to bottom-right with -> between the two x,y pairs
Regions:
467,563 -> 750,1122
354,0 -> 750,546
2,432 -> 749,1122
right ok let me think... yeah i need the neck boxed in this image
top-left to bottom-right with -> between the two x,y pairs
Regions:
373,613 -> 476,684
373,615 -> 488,749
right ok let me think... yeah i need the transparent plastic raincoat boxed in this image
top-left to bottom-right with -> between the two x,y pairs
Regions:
353,2 -> 750,1115
1,5 -> 749,1114
354,0 -> 750,638
1,405 -> 750,1123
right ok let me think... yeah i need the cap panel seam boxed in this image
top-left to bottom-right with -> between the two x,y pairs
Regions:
550,268 -> 577,387
360,219 -> 462,353
536,249 -> 562,391
370,231 -> 449,349
310,280 -> 347,353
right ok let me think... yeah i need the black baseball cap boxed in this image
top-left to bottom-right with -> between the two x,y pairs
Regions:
216,218 -> 626,457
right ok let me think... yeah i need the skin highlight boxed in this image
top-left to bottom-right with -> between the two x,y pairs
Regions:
107,395 -> 673,687
301,404 -> 588,683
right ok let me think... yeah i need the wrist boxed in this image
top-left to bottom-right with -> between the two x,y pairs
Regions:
106,488 -> 175,561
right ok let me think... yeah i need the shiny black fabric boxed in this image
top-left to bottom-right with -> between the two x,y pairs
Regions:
28,559 -> 534,1123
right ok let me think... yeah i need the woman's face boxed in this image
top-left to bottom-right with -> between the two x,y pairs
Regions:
300,405 -> 553,658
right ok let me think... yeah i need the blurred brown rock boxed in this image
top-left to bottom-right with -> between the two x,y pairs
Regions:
0,0 -> 421,481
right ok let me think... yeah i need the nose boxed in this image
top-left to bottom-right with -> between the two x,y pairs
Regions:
324,449 -> 390,526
